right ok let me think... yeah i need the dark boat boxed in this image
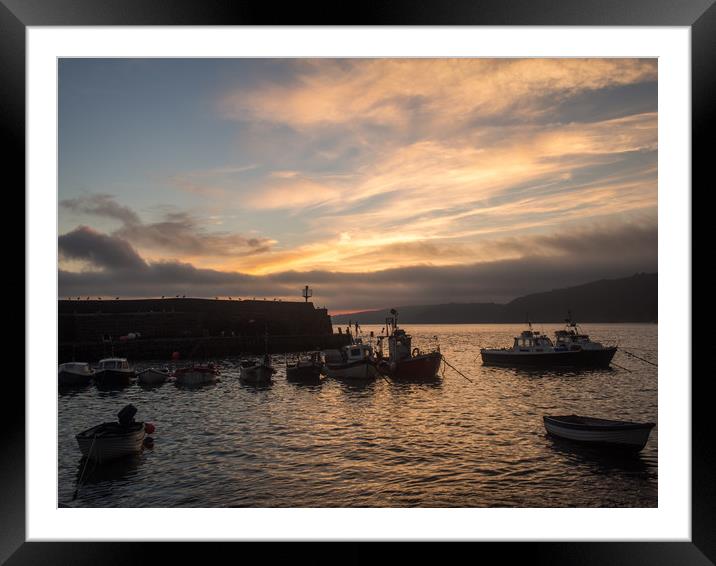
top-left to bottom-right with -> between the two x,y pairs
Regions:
240,355 -> 275,383
93,357 -> 137,386
76,404 -> 147,463
480,316 -> 617,368
286,352 -> 324,382
174,363 -> 220,385
58,362 -> 94,386
376,309 -> 442,380
543,415 -> 655,451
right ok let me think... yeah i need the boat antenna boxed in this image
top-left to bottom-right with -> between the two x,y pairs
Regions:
526,313 -> 532,331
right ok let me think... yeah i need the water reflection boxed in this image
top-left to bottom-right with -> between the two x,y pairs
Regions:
75,453 -> 143,486
58,324 -> 658,507
545,435 -> 653,476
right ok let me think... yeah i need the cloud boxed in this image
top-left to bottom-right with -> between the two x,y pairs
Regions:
61,194 -> 140,225
220,59 -> 657,133
242,177 -> 340,210
58,222 -> 657,310
60,195 -> 275,259
58,226 -> 147,271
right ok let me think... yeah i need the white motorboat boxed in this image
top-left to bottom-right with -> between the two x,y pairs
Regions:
58,362 -> 94,386
543,415 -> 655,451
94,358 -> 136,386
323,342 -> 379,380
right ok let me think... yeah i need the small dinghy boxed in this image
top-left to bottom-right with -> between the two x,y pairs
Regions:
240,354 -> 275,384
76,404 -> 148,463
543,415 -> 655,451
286,352 -> 324,382
137,367 -> 170,385
174,363 -> 220,385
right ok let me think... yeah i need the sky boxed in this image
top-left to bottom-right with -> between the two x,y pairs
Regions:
58,58 -> 658,312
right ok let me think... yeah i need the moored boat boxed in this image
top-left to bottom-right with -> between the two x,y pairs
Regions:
174,363 -> 220,385
58,362 -> 94,386
323,342 -> 379,380
480,316 -> 617,368
286,352 -> 324,382
76,404 -> 148,463
543,415 -> 655,451
93,358 -> 136,386
137,367 -> 170,385
239,354 -> 275,384
376,309 -> 442,380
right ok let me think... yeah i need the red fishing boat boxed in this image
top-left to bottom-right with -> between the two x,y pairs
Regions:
376,309 -> 442,380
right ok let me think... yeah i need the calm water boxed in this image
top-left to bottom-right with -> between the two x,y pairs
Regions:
58,324 -> 657,507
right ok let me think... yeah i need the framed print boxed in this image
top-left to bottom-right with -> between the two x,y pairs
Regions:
6,0 -> 708,563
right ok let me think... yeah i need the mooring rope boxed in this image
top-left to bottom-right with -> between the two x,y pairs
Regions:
441,356 -> 474,383
610,361 -> 632,373
622,349 -> 658,367
73,435 -> 97,500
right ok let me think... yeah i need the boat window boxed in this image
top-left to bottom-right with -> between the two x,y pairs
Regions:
350,348 -> 360,357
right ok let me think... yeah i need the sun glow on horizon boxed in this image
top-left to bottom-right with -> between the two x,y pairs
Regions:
58,58 -> 657,309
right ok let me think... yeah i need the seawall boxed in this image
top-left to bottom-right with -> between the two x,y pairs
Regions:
58,298 -> 349,362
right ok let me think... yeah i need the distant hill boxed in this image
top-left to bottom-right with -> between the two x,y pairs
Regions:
331,273 -> 657,324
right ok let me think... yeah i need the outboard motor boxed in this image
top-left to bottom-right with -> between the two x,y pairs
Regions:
117,404 -> 138,427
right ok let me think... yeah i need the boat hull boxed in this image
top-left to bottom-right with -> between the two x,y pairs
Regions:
58,369 -> 93,387
379,352 -> 443,380
76,423 -> 146,463
543,416 -> 654,451
93,369 -> 136,386
323,360 -> 379,380
286,364 -> 323,382
481,347 -> 617,368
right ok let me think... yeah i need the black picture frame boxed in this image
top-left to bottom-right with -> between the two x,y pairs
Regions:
6,1 -> 706,563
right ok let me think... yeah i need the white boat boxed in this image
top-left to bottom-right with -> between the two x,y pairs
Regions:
543,415 -> 655,451
75,405 -> 147,463
323,342 -> 379,380
137,367 -> 170,385
174,363 -> 220,385
94,358 -> 136,386
239,355 -> 275,384
58,362 -> 94,386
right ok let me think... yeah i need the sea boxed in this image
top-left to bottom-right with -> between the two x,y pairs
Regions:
58,323 -> 657,507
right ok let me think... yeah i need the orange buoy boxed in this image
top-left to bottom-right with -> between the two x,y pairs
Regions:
144,422 -> 156,434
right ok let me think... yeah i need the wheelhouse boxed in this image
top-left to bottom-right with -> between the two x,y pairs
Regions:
513,331 -> 554,352
98,358 -> 130,370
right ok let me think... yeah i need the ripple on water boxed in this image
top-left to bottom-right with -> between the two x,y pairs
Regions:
59,323 -> 657,507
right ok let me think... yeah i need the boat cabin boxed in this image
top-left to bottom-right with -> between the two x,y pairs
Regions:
513,330 -> 554,352
98,358 -> 130,370
342,343 -> 374,363
554,329 -> 591,344
386,328 -> 413,363
59,362 -> 91,373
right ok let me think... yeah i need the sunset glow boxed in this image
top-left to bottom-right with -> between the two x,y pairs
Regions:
59,58 -> 657,310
